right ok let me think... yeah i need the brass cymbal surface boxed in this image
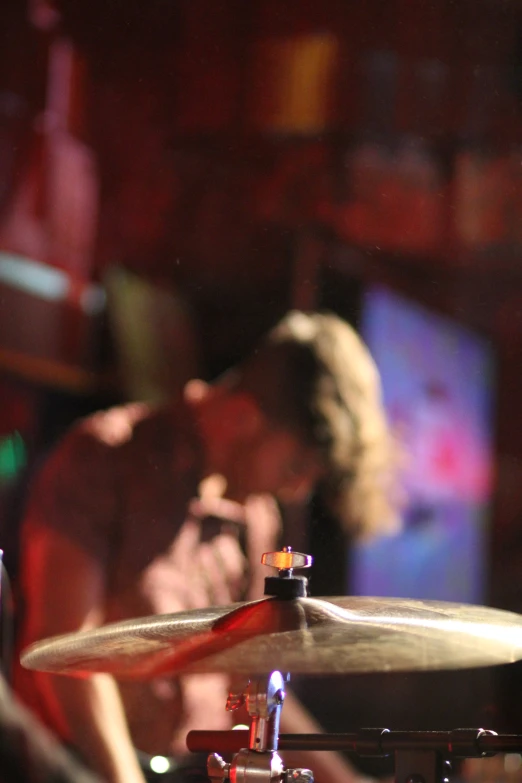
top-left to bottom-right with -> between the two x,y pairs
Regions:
20,595 -> 522,679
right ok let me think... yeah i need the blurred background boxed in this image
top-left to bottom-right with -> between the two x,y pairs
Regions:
1,0 -> 522,779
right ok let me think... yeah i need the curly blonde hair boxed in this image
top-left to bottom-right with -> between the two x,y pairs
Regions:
233,310 -> 403,539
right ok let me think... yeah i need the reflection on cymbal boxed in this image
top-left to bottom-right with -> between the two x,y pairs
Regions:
20,596 -> 522,679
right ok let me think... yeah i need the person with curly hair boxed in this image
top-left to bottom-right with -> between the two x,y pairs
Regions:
15,310 -> 401,783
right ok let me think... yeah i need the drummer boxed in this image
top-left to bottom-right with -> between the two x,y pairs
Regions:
14,310 -> 400,783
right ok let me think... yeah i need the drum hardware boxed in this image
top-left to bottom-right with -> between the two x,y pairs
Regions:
206,550 -> 315,783
191,726 -> 522,783
186,553 -> 521,783
187,727 -> 522,756
207,670 -> 314,783
20,547 -> 522,783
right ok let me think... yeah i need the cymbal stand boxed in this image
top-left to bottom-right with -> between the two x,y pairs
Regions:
207,670 -> 314,783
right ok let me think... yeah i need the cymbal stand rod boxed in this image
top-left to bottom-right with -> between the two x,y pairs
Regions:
191,728 -> 520,756
246,671 -> 285,751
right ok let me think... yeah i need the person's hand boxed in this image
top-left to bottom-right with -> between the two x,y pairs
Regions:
188,487 -> 282,604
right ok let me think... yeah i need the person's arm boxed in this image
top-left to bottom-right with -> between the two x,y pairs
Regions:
0,673 -> 102,783
18,422 -> 148,783
21,524 -> 147,783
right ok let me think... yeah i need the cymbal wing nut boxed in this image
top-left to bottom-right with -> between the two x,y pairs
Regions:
261,550 -> 312,572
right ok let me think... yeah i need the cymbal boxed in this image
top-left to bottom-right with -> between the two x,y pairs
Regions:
20,595 -> 522,679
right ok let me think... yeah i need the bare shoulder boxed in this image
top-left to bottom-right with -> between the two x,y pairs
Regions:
32,402 -> 156,498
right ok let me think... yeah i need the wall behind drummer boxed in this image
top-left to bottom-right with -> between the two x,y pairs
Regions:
14,310 -> 401,783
